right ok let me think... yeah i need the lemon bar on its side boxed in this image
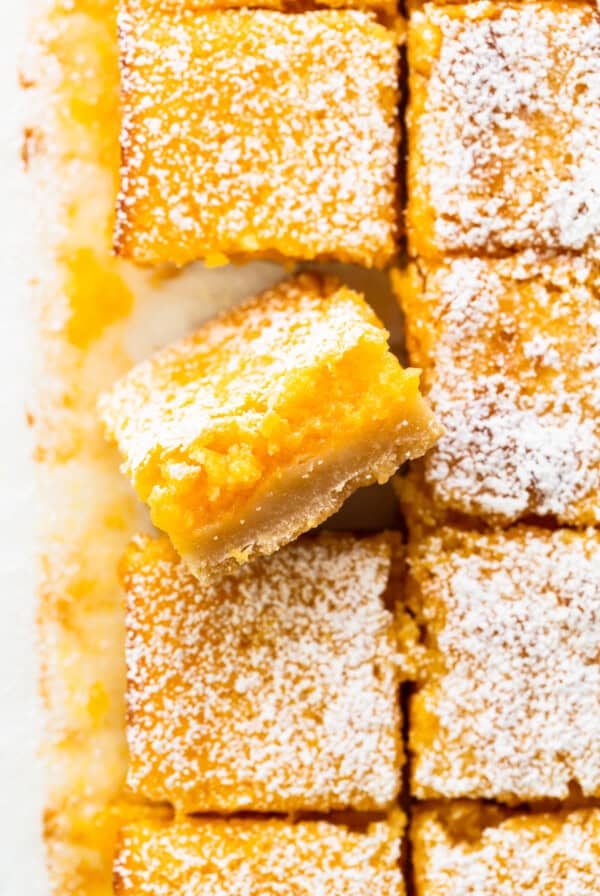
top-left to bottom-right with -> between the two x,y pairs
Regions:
406,525 -> 600,803
99,274 -> 440,580
412,803 -> 600,896
114,814 -> 406,896
115,5 -> 400,268
121,531 -> 408,813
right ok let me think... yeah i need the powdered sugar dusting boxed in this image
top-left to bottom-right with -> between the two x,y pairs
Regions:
403,254 -> 600,525
408,526 -> 600,801
123,531 -> 404,812
409,2 -> 600,257
114,814 -> 405,896
116,4 -> 399,266
414,807 -> 600,895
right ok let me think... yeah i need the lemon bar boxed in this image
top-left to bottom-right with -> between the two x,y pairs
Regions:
407,1 -> 600,259
412,804 -> 600,895
406,525 -> 600,802
394,254 -> 600,526
121,531 -> 406,812
114,814 -> 406,896
99,274 -> 440,579
115,5 -> 400,267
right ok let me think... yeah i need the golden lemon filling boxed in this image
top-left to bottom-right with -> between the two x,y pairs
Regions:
146,352 -> 424,543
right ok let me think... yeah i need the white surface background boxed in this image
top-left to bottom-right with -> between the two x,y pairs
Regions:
0,2 -> 48,894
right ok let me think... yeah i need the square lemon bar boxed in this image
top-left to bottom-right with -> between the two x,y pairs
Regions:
412,804 -> 600,896
114,814 -> 406,896
121,531 -> 406,813
99,274 -> 440,579
407,1 -> 600,259
406,525 -> 600,802
115,4 -> 400,267
394,254 -> 600,526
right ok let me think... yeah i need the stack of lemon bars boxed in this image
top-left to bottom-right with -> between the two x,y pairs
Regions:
26,0 -> 600,893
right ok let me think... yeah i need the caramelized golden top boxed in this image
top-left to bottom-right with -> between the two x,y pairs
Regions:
115,814 -> 405,896
116,5 -> 399,266
121,531 -> 404,812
